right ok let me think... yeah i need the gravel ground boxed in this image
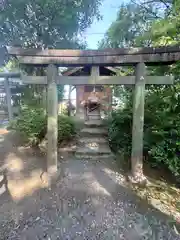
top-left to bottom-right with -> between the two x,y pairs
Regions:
0,130 -> 179,239
0,159 -> 179,240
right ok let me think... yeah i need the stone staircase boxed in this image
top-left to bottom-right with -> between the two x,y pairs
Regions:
75,119 -> 114,160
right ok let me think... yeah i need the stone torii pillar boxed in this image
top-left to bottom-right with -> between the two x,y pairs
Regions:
46,64 -> 58,177
4,77 -> 13,121
0,72 -> 20,121
130,63 -> 146,183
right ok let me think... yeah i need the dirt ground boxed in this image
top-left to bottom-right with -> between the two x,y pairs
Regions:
0,129 -> 180,239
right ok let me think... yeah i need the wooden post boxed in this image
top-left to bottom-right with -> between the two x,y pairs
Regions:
131,62 -> 146,182
4,77 -> 13,121
47,64 -> 58,176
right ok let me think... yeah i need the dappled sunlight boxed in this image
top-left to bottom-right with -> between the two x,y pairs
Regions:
0,135 -> 4,143
0,173 -> 6,195
0,147 -> 49,202
90,180 -> 111,196
0,128 -> 9,135
99,164 -> 180,222
0,129 -> 8,148
129,176 -> 180,221
102,167 -> 126,186
64,168 -> 111,196
0,184 -> 6,195
5,153 -> 24,172
7,169 -> 49,201
85,142 -> 99,150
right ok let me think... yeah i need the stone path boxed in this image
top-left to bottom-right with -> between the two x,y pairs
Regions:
0,130 -> 179,239
0,159 -> 179,239
75,119 -> 114,160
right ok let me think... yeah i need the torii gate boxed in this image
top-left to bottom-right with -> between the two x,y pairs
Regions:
7,46 -> 179,182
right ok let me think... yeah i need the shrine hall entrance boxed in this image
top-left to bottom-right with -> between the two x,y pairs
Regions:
62,66 -> 116,118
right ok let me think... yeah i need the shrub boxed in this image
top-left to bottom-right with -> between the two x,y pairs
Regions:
8,105 -> 76,145
57,115 -> 76,143
108,87 -> 180,178
108,108 -> 132,155
147,116 -> 180,177
8,105 -> 46,145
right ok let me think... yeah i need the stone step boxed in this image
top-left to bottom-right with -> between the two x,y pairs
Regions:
75,145 -> 113,158
84,120 -> 104,128
87,109 -> 100,115
75,145 -> 114,160
79,137 -> 108,145
75,146 -> 112,155
88,115 -> 101,120
79,142 -> 109,151
75,154 -> 114,160
81,128 -> 108,137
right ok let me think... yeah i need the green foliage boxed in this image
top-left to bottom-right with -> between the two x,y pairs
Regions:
13,84 -> 64,108
8,106 -> 47,145
20,85 -> 44,107
0,59 -> 19,72
57,85 -> 64,102
100,0 -> 180,179
0,0 -> 102,48
8,105 -> 75,145
108,84 -> 180,178
57,115 -> 76,143
144,85 -> 180,176
108,109 -> 132,155
99,3 -> 155,48
99,1 -> 174,49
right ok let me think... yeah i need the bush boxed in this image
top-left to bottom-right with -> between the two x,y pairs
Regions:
57,115 -> 76,143
108,108 -> 132,155
144,86 -> 180,177
8,106 -> 46,145
147,116 -> 180,177
8,105 -> 76,145
108,86 -> 180,178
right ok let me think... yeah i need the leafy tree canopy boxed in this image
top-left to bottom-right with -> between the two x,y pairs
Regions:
99,3 -> 155,48
99,0 -> 174,49
0,0 -> 102,49
100,0 -> 180,179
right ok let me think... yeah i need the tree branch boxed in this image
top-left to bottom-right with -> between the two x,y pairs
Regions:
131,0 -> 162,19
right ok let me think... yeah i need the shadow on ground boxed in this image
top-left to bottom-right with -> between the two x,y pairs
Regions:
0,129 -> 179,239
115,154 -> 180,227
0,129 -> 47,201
